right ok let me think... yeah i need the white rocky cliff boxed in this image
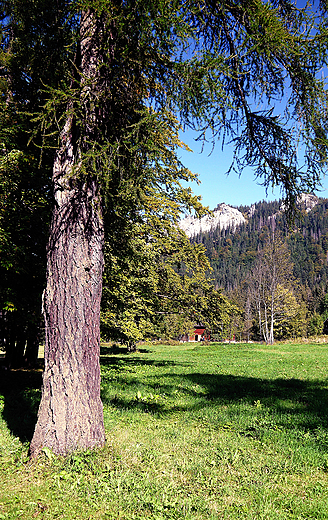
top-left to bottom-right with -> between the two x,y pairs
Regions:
278,193 -> 319,216
179,203 -> 246,238
297,193 -> 319,212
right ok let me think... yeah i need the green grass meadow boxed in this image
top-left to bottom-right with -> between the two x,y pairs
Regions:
1,341 -> 328,519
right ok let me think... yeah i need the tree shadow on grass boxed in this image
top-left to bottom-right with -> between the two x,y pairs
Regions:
100,345 -> 151,356
105,393 -> 168,415
100,355 -> 328,439
185,372 -> 328,422
100,344 -> 130,356
2,353 -> 328,447
0,364 -> 43,443
100,354 -> 186,370
175,373 -> 328,451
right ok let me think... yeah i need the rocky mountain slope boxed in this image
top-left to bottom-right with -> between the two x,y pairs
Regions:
179,193 -> 320,238
179,203 -> 246,238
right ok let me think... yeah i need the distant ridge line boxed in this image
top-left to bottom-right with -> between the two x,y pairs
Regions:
179,193 -> 320,238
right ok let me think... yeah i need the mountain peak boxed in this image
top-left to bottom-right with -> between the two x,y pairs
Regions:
297,193 -> 319,212
179,203 -> 246,238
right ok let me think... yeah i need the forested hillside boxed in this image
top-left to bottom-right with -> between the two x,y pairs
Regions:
191,195 -> 328,322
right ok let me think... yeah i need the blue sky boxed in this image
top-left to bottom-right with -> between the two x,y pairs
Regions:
176,0 -> 328,212
179,125 -> 328,212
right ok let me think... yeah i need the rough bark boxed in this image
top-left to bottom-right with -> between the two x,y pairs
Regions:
29,175 -> 105,456
29,9 -> 106,457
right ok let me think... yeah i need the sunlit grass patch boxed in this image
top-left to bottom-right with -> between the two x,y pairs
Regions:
1,341 -> 328,518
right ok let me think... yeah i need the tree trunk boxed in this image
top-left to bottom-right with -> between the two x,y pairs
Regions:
30,9 -> 106,457
24,320 -> 41,367
4,316 -> 25,369
29,159 -> 105,457
269,294 -> 274,345
263,301 -> 269,344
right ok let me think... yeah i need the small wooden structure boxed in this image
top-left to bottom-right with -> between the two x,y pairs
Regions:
179,326 -> 206,342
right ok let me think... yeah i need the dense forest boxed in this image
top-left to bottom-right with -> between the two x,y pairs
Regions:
191,195 -> 328,338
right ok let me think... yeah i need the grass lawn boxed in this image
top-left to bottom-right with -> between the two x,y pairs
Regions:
1,341 -> 328,519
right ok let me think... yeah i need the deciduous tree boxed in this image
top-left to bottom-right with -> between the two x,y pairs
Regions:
250,232 -> 297,344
